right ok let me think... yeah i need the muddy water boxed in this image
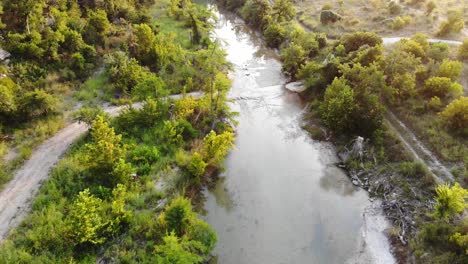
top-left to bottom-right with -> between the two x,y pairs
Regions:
203,8 -> 395,264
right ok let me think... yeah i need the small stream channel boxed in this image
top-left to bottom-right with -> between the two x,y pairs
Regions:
203,7 -> 396,264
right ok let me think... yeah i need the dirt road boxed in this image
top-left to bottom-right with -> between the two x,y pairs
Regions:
0,92 -> 203,242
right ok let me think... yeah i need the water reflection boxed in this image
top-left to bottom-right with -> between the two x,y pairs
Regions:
203,6 -> 392,264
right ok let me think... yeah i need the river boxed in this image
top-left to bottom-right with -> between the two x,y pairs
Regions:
202,7 -> 396,264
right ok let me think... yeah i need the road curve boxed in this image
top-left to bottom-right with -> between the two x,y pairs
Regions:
0,92 -> 203,242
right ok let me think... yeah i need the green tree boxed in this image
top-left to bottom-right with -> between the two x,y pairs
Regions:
188,152 -> 207,182
388,73 -> 416,103
272,0 -> 295,22
440,96 -> 468,131
338,32 -> 382,53
263,22 -> 286,48
241,0 -> 271,29
85,9 -> 110,45
433,183 -> 468,221
0,78 -> 17,115
320,78 -> 356,133
186,218 -> 217,255
67,189 -> 105,245
154,233 -> 203,264
281,43 -> 307,78
163,197 -> 194,237
19,89 -> 59,118
84,116 -> 127,185
202,130 -> 235,167
423,77 -> 458,98
437,59 -> 462,81
132,23 -> 156,60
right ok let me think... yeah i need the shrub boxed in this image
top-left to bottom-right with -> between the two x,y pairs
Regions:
423,77 -> 453,98
281,43 -> 307,78
428,43 -> 449,61
391,17 -> 406,30
338,32 -> 382,53
428,96 -> 442,111
388,1 -> 402,15
434,183 -> 468,221
437,60 -> 462,81
241,0 -> 271,29
398,161 -> 429,178
437,10 -> 465,36
426,0 -> 436,14
263,22 -> 286,48
320,78 -> 356,133
440,97 -> 468,131
321,3 -> 333,11
457,39 -> 468,61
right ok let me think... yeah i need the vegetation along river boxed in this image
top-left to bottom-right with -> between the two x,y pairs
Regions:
202,7 -> 396,264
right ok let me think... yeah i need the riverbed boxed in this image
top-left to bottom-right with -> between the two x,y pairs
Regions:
202,7 -> 396,264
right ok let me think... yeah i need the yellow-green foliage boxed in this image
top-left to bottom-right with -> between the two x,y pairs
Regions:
434,183 -> 468,221
458,39 -> 468,61
391,16 -> 411,30
67,189 -> 106,244
438,10 -> 465,36
437,59 -> 462,81
202,130 -> 235,166
440,96 -> 468,131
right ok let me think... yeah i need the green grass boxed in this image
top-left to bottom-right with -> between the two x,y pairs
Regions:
150,0 -> 193,48
74,70 -> 112,105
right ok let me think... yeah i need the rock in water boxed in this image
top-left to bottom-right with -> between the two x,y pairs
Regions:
285,82 -> 306,93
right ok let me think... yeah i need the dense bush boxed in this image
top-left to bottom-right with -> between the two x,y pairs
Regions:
437,10 -> 465,36
263,22 -> 286,48
440,96 -> 468,131
458,39 -> 468,61
337,32 -> 383,53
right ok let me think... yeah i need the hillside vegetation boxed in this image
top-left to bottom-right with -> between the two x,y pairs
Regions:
0,0 -> 235,262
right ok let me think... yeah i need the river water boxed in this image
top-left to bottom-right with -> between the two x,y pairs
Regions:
203,7 -> 396,264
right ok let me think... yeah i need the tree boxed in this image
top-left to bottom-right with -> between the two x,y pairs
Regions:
263,22 -> 286,48
84,116 -> 128,186
424,77 -> 458,98
281,43 -> 306,78
241,0 -> 271,29
0,78 -> 17,115
440,96 -> 468,131
132,23 -> 156,60
320,78 -> 356,133
437,60 -> 462,81
67,189 -> 105,245
202,130 -> 235,167
433,183 -> 468,221
186,218 -> 217,255
85,9 -> 110,45
188,152 -> 207,182
272,0 -> 295,22
338,32 -> 382,53
388,73 -> 416,103
154,233 -> 203,264
19,89 -> 59,118
162,197 -> 194,237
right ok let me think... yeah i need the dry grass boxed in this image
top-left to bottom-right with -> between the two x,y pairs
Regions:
296,0 -> 468,39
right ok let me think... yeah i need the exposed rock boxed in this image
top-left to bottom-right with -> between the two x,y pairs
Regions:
0,49 -> 11,61
320,10 -> 342,24
285,81 -> 306,93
